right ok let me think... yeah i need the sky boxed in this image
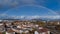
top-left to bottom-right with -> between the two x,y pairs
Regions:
0,0 -> 60,19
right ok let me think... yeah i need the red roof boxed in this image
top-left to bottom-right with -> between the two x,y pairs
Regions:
38,28 -> 49,33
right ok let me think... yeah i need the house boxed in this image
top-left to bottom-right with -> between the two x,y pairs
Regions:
37,27 -> 50,34
6,28 -> 15,34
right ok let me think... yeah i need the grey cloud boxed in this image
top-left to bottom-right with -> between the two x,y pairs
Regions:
0,0 -> 47,12
0,0 -> 46,7
0,0 -> 27,6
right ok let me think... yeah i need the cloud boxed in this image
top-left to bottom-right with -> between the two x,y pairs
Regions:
0,0 -> 36,11
0,0 -> 60,10
0,13 -> 7,16
0,0 -> 60,19
0,0 -> 46,8
1,4 -> 59,19
18,15 -> 60,19
5,15 -> 60,19
0,14 -> 60,19
19,0 -> 36,4
0,0 -> 19,7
